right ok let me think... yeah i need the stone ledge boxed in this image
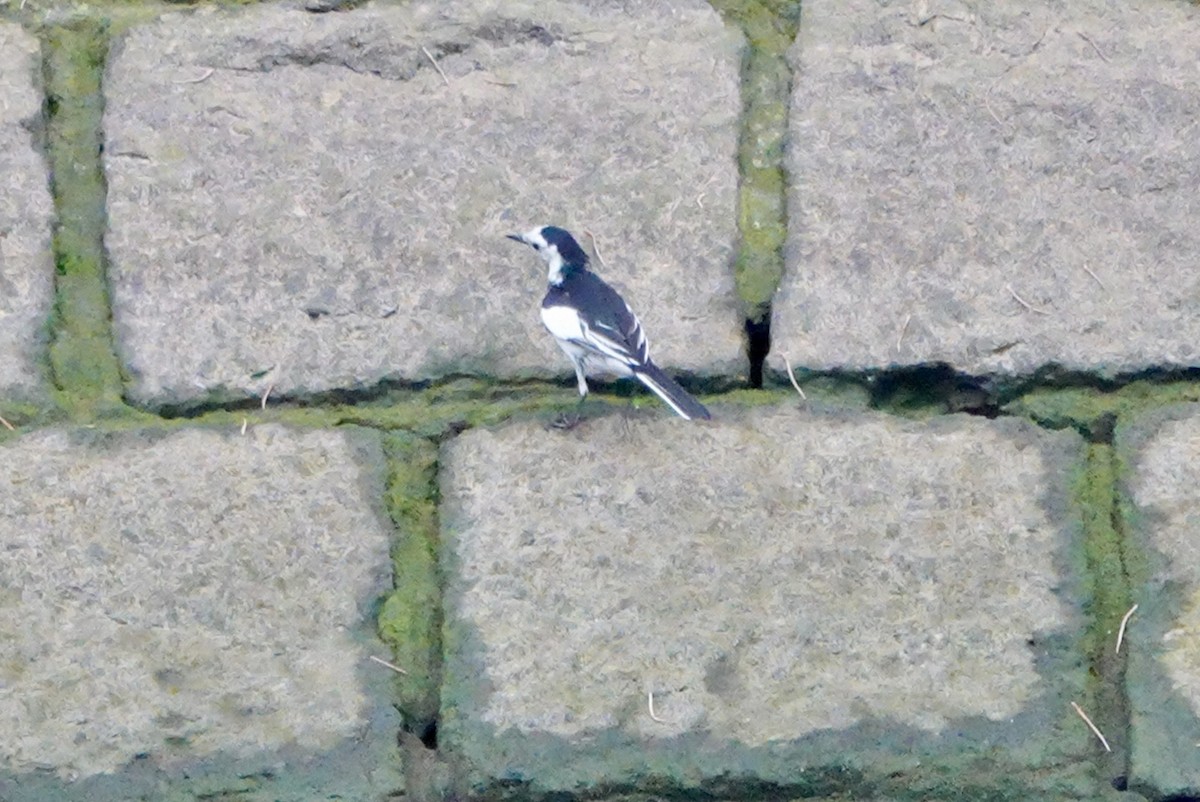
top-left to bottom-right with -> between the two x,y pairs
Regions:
0,22 -> 55,403
1122,404 -> 1200,797
103,0 -> 745,408
775,0 -> 1200,378
439,406 -> 1093,798
0,424 -> 402,800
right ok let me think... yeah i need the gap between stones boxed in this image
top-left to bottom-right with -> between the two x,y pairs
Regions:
40,18 -> 126,420
376,433 -> 443,752
1078,436 -> 1134,793
708,0 -> 798,389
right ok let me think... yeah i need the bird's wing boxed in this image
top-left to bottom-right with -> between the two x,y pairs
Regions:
561,271 -> 650,367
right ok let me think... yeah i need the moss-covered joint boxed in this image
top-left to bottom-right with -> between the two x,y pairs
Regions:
1005,379 -> 1200,435
376,432 -> 443,734
41,18 -> 126,421
1074,444 -> 1131,780
710,0 -> 799,326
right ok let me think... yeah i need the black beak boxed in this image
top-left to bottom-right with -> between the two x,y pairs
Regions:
506,233 -> 524,243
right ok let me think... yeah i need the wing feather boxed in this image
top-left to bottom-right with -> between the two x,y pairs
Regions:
545,269 -> 652,369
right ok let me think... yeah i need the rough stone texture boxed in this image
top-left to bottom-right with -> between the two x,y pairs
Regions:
1122,405 -> 1200,797
0,24 -> 54,402
775,0 -> 1200,377
440,407 -> 1093,797
103,0 -> 744,408
0,425 -> 402,800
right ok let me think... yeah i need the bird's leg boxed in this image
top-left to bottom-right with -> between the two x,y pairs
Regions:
551,363 -> 589,430
551,394 -> 586,431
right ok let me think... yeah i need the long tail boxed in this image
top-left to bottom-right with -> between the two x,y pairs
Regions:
634,362 -> 711,420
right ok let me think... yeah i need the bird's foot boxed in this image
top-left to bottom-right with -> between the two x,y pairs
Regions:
549,410 -> 583,431
548,396 -> 588,431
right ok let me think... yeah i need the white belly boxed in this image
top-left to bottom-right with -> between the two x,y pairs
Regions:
541,305 -> 585,341
541,305 -> 635,378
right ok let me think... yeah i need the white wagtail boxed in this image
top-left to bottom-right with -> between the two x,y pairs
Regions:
507,225 -> 711,421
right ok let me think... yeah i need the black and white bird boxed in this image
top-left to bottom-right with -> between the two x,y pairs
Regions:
507,225 -> 711,421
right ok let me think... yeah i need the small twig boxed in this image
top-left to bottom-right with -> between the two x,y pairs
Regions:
897,313 -> 912,351
1005,284 -> 1052,315
0,415 -> 14,431
664,197 -> 683,220
1082,264 -> 1106,290
261,383 -> 274,410
173,68 -> 215,85
1077,32 -> 1110,62
583,229 -> 607,268
240,417 -> 248,436
1116,603 -> 1139,655
369,655 -> 409,675
483,78 -> 518,87
647,690 -> 666,723
983,81 -> 1006,128
1071,702 -> 1111,752
421,46 -> 450,86
694,174 -> 717,210
779,353 -> 807,400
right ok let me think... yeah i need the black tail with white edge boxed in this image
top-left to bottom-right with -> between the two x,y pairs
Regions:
634,362 -> 711,421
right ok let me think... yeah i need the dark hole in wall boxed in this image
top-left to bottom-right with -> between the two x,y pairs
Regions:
869,364 -> 1000,417
746,313 -> 771,389
418,719 -> 437,750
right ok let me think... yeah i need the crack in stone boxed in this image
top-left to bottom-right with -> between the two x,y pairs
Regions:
199,19 -> 566,84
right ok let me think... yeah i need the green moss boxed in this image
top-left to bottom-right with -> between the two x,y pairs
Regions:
870,385 -> 949,420
708,1 -> 800,325
1076,445 -> 1128,633
42,20 -> 126,420
1071,444 -> 1131,773
376,433 -> 442,730
739,178 -> 785,244
0,400 -> 66,440
1005,379 -> 1200,432
333,395 -> 586,439
710,0 -> 799,51
734,251 -> 781,321
710,387 -> 791,409
120,382 -> 788,440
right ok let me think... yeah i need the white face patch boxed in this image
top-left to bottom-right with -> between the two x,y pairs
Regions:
521,227 -> 549,250
518,227 -> 566,285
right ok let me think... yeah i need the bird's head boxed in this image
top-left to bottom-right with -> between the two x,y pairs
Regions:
507,225 -> 589,286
